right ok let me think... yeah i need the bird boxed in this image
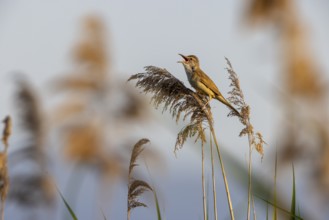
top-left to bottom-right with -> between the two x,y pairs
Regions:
178,54 -> 241,117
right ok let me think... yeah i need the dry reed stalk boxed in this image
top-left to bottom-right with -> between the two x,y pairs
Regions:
0,116 -> 12,220
0,152 -> 8,220
210,132 -> 218,220
252,194 -> 257,220
225,58 -> 266,220
201,140 -> 207,220
191,93 -> 235,220
129,66 -> 235,220
209,119 -> 235,220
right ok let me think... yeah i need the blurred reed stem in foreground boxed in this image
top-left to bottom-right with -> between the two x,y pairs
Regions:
1,116 -> 12,220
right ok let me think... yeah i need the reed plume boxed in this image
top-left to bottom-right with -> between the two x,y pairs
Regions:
9,79 -> 55,207
51,15 -> 148,180
15,80 -> 43,148
226,58 -> 266,220
48,16 -> 155,219
129,66 -> 236,220
127,139 -> 153,220
245,0 -> 290,25
226,58 -> 266,156
128,66 -> 208,153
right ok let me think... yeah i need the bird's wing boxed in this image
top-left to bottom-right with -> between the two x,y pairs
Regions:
197,70 -> 222,96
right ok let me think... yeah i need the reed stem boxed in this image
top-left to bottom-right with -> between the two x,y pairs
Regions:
210,132 -> 218,220
191,93 -> 235,220
247,135 -> 253,220
0,202 -> 4,220
202,140 -> 207,220
246,119 -> 254,220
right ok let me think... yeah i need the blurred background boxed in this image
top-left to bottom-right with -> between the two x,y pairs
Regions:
0,0 -> 329,219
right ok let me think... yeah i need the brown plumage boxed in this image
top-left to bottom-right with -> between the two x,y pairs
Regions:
178,54 -> 241,117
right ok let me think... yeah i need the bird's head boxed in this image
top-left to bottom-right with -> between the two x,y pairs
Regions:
178,54 -> 200,73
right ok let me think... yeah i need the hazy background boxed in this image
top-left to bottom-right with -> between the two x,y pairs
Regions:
1,1 -> 329,219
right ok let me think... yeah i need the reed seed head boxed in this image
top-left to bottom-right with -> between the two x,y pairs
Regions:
128,66 -> 209,154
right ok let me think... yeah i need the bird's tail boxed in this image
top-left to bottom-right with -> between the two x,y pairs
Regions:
215,95 -> 241,117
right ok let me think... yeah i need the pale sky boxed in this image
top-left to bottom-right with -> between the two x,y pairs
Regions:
1,1 -> 329,219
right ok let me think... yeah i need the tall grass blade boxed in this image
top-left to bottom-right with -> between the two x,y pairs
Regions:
153,190 -> 162,220
64,165 -> 84,217
144,160 -> 163,220
57,187 -> 78,220
100,207 -> 108,220
255,195 -> 303,220
290,163 -> 296,220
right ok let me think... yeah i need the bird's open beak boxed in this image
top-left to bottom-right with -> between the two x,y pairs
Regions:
177,53 -> 188,63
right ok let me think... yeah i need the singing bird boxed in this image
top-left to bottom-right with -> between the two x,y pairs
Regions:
178,54 -> 240,116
